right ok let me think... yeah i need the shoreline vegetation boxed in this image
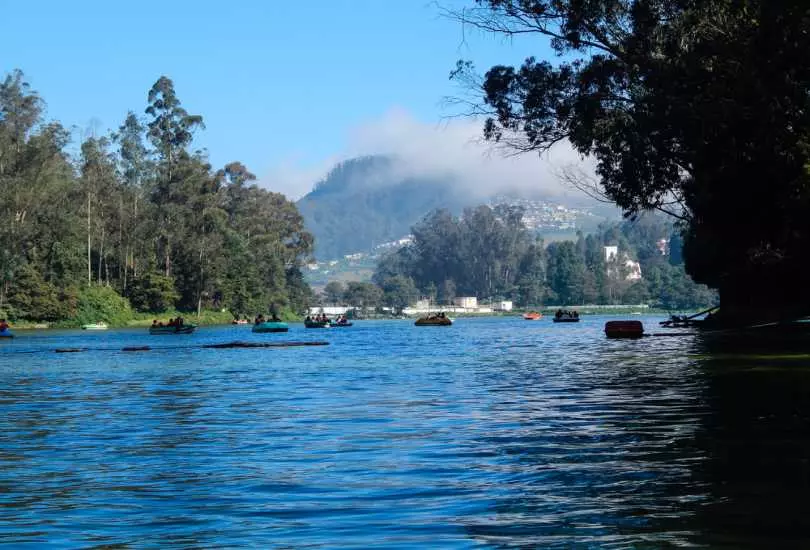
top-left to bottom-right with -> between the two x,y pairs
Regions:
0,72 -> 313,328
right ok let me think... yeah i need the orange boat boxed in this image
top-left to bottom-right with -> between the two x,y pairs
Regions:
522,312 -> 542,320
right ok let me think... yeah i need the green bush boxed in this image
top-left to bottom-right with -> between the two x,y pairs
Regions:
127,271 -> 179,312
75,285 -> 133,326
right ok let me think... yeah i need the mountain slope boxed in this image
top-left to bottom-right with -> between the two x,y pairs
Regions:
296,156 -> 470,259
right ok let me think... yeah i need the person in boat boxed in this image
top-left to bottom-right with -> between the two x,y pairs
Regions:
177,316 -> 184,328
270,312 -> 281,322
0,319 -> 9,331
168,318 -> 175,327
555,309 -> 563,319
151,320 -> 158,328
573,311 -> 579,319
305,315 -> 311,323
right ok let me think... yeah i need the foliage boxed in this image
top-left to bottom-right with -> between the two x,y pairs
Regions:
75,285 -> 133,326
343,281 -> 383,309
127,271 -> 179,312
322,281 -> 345,305
379,276 -> 419,313
0,70 -> 314,322
373,207 -> 715,309
450,0 -> 810,318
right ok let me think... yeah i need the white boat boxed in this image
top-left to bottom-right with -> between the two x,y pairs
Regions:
82,322 -> 108,330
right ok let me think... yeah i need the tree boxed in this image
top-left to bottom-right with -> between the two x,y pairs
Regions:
546,241 -> 586,305
448,1 -> 810,323
343,281 -> 383,310
323,281 -> 345,305
381,275 -> 418,314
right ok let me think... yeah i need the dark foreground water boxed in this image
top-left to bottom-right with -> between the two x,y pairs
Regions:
1,316 -> 809,548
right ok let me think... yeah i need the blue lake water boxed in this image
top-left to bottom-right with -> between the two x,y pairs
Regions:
1,316 -> 809,547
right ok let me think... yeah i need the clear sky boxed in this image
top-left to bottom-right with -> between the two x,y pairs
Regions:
2,0 -> 555,197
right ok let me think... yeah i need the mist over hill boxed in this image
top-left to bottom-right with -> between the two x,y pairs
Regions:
296,154 -> 618,260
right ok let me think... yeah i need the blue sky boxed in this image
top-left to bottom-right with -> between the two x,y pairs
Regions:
2,0 -> 558,197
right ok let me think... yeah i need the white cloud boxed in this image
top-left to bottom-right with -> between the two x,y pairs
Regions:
258,108 -> 596,202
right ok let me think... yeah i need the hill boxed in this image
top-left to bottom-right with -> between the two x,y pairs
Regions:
296,156 -> 470,260
297,155 -> 620,260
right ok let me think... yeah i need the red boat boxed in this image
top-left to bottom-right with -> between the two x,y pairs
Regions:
522,312 -> 542,320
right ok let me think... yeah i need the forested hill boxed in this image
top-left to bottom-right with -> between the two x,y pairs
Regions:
296,156 -> 470,260
0,70 -> 313,324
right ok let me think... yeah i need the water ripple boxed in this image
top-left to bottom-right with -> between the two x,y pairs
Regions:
1,317 -> 809,547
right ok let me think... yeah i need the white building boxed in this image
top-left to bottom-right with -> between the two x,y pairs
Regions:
454,296 -> 478,309
495,301 -> 513,312
604,246 -> 642,281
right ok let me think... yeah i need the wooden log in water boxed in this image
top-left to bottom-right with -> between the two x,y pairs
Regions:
55,348 -> 87,353
202,341 -> 329,349
122,346 -> 151,352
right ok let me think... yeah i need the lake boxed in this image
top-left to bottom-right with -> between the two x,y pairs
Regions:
1,316 -> 809,547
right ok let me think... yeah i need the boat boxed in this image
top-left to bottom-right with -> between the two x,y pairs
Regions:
331,321 -> 353,327
305,320 -> 331,329
82,322 -> 108,330
149,324 -> 197,335
553,310 -> 580,323
0,329 -> 14,339
523,312 -> 542,320
252,321 -> 289,333
232,319 -> 249,325
415,314 -> 452,326
605,320 -> 644,338
553,316 -> 580,323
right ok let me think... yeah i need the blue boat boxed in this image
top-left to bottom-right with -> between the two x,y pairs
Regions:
0,329 -> 14,339
252,321 -> 289,333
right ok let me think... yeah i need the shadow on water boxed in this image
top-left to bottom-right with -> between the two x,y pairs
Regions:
461,328 -> 810,548
689,330 -> 810,547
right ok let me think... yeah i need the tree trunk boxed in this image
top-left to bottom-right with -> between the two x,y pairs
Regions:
98,225 -> 105,284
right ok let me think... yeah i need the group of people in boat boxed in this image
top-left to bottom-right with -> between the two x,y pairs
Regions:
152,317 -> 186,328
0,318 -> 9,332
254,313 -> 281,324
305,313 -> 350,325
426,312 -> 448,321
555,309 -> 579,320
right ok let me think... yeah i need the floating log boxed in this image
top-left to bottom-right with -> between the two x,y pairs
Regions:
122,346 -> 151,352
201,341 -> 329,349
55,348 -> 87,353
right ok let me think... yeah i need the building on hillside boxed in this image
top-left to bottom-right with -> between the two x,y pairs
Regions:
495,301 -> 513,312
454,296 -> 478,309
604,246 -> 642,281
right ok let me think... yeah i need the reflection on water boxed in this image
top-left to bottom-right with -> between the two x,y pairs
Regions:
0,318 -> 809,547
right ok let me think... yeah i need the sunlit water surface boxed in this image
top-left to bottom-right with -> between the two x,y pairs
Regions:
2,316 -> 809,547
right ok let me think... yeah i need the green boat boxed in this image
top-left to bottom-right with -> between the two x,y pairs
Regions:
252,321 -> 289,333
305,320 -> 330,329
149,324 -> 197,335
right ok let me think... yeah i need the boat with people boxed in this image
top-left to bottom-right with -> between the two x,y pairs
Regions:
251,314 -> 288,333
149,317 -> 196,335
305,313 -> 333,328
82,322 -> 108,330
415,312 -> 453,326
553,309 -> 580,323
232,319 -> 249,325
523,311 -> 542,320
329,314 -> 353,327
0,319 -> 13,339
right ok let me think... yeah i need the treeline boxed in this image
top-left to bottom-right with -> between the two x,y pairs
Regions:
369,206 -> 716,310
0,70 -> 313,323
